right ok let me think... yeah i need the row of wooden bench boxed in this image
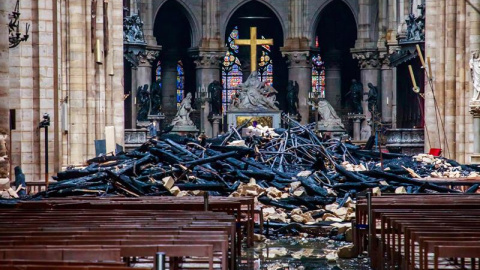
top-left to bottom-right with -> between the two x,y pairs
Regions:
12,195 -> 257,248
0,196 -> 255,270
355,194 -> 480,270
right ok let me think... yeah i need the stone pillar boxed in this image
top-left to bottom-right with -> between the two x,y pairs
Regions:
351,50 -> 381,140
380,56 -> 394,124
193,51 -> 222,137
283,51 -> 311,124
0,1 -> 9,178
162,52 -> 179,124
352,50 -> 381,120
0,1 -> 9,135
135,49 -> 159,127
323,50 -> 342,113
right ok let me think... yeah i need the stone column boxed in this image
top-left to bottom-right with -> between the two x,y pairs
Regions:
351,50 -> 381,140
0,1 -> 9,178
323,50 -> 342,113
135,49 -> 159,127
283,51 -> 311,124
352,50 -> 381,119
193,51 -> 222,137
380,56 -> 393,124
162,51 -> 180,124
0,1 -> 9,135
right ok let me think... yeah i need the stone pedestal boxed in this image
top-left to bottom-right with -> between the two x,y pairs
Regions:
209,114 -> 223,137
226,110 -> 282,129
348,114 -> 366,141
283,51 -> 312,124
148,113 -> 165,134
171,125 -> 199,136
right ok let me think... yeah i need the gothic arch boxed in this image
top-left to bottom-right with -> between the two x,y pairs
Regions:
221,0 -> 286,46
152,0 -> 200,48
309,0 -> 358,48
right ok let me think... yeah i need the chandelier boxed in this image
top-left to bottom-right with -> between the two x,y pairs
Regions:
9,0 -> 30,48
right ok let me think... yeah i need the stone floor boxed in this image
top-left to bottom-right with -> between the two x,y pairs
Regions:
238,237 -> 372,270
130,237 -> 372,270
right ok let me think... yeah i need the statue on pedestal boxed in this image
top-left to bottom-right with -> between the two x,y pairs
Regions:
208,80 -> 223,115
367,83 -> 378,113
171,92 -> 194,126
317,99 -> 345,129
286,80 -> 299,116
229,71 -> 279,111
470,51 -> 480,101
346,79 -> 364,114
136,84 -> 150,121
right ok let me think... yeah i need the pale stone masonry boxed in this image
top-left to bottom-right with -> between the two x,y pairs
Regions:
3,0 -> 124,181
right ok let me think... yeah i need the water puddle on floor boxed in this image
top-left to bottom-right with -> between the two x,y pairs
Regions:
238,237 -> 372,270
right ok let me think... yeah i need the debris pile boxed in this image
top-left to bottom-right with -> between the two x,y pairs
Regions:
3,116 -> 480,243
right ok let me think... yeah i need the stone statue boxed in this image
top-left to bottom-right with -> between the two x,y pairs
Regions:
471,51 -> 480,101
229,71 -> 279,111
346,79 -> 364,114
317,99 -> 345,129
367,83 -> 378,113
150,79 -> 162,115
286,80 -> 299,115
171,92 -> 194,126
123,14 -> 145,43
136,84 -> 150,121
208,80 -> 223,115
404,5 -> 425,42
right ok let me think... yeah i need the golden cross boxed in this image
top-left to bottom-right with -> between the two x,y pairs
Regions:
234,27 -> 273,72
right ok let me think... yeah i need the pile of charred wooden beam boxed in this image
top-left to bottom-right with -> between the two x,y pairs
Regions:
2,116 -> 480,240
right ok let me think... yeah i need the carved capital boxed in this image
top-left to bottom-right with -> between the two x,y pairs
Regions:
192,51 -> 223,69
351,50 -> 381,69
282,51 -> 310,67
138,50 -> 160,66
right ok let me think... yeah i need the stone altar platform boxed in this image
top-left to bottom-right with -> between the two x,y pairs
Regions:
226,110 -> 282,129
385,128 -> 425,155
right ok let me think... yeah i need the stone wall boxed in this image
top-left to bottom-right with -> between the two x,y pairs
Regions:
2,0 -> 124,182
424,0 -> 477,163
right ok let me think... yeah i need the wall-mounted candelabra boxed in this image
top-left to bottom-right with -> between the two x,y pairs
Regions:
9,0 -> 30,48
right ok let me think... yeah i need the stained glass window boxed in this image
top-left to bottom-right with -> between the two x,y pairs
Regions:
222,51 -> 242,114
258,51 -> 273,86
222,27 -> 243,114
312,54 -> 326,98
155,60 -> 162,86
176,60 -> 184,109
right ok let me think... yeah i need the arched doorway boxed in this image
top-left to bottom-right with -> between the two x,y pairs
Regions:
313,1 -> 358,126
223,1 -> 287,119
153,0 -> 195,123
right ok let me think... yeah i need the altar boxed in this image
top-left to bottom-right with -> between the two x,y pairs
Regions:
227,110 -> 282,128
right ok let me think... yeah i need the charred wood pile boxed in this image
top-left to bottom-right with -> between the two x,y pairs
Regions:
2,116 -> 480,242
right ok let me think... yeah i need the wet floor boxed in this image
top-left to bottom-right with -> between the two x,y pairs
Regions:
239,237 -> 372,270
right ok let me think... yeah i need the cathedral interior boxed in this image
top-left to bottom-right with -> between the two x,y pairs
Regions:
1,0 -> 480,269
